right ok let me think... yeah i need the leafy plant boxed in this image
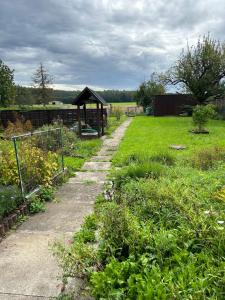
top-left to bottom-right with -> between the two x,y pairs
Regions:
192,104 -> 216,132
28,196 -> 45,214
0,185 -> 22,218
39,186 -> 55,202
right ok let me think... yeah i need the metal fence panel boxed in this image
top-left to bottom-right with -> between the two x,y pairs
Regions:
12,128 -> 64,199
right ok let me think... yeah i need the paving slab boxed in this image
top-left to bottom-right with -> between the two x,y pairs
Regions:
70,171 -> 107,183
97,149 -> 114,156
82,161 -> 111,171
91,155 -> 112,162
0,232 -> 61,298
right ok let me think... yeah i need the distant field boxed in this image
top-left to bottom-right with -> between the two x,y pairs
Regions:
0,102 -> 137,110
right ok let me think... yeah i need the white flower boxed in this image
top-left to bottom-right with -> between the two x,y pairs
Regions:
204,210 -> 210,215
217,220 -> 224,225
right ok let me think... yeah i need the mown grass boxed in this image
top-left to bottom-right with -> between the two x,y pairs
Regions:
113,116 -> 225,165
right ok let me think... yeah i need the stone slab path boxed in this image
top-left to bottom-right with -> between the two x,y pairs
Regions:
0,119 -> 132,300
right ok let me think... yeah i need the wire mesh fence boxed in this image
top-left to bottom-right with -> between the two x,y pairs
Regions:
12,128 -> 64,199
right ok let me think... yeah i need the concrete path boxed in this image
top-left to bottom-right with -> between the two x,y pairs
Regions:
0,119 -> 132,300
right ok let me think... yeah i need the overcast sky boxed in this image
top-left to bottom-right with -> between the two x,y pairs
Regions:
0,0 -> 224,91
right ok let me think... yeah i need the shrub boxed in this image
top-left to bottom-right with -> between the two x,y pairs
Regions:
0,148 -> 19,185
4,117 -> 32,138
33,123 -> 77,156
111,106 -> 123,120
28,196 -> 45,214
0,185 -> 22,218
0,142 -> 59,187
191,146 -> 225,170
192,104 -> 216,132
39,186 -> 55,202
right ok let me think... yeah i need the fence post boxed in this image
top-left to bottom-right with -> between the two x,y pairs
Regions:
12,137 -> 25,199
59,128 -> 64,171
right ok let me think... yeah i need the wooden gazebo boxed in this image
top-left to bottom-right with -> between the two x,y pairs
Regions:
73,87 -> 108,138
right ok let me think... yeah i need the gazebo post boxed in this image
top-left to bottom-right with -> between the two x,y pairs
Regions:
77,104 -> 81,137
83,103 -> 87,125
96,102 -> 101,137
101,103 -> 104,135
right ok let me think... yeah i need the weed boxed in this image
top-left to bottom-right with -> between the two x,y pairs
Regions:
28,196 -> 45,214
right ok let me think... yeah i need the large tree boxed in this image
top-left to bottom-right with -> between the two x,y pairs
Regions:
163,35 -> 225,103
134,73 -> 165,109
32,63 -> 53,105
0,59 -> 16,106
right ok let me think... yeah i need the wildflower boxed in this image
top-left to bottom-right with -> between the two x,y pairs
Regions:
217,220 -> 224,225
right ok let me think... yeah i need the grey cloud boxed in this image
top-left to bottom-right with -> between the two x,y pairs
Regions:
0,0 -> 225,90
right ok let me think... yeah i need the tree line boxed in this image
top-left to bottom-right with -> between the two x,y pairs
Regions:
0,61 -> 135,107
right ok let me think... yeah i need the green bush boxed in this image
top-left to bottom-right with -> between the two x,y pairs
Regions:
192,104 -> 216,132
33,123 -> 77,156
28,196 -> 45,214
39,186 -> 55,202
0,185 -> 23,218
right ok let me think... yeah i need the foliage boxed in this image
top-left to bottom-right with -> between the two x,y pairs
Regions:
0,147 -> 19,185
55,116 -> 225,299
0,185 -> 22,218
112,161 -> 164,188
64,139 -> 102,171
39,186 -> 55,202
111,106 -> 123,120
32,63 -> 53,105
134,73 -> 165,109
33,122 -> 77,156
15,85 -> 35,105
190,146 -> 225,170
120,151 -> 175,167
0,59 -> 16,106
4,117 -> 32,137
53,214 -> 99,279
0,142 -> 59,187
28,196 -> 45,214
192,104 -> 216,132
163,35 -> 225,102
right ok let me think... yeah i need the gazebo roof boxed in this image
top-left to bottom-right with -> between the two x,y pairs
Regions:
73,86 -> 108,106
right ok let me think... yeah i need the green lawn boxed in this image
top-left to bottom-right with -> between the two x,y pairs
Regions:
113,116 -> 225,165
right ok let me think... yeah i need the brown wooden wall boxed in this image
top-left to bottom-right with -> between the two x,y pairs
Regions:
153,94 -> 197,116
0,108 -> 107,129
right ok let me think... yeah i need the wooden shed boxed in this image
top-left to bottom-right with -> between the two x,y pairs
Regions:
152,94 -> 197,116
73,87 -> 108,138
